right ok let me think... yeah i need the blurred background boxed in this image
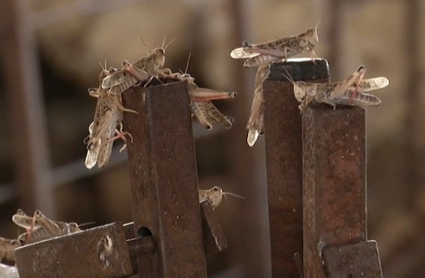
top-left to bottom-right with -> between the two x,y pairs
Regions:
0,0 -> 423,277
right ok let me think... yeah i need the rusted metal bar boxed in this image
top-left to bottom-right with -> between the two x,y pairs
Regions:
302,105 -> 377,277
123,200 -> 227,259
122,80 -> 208,278
263,58 -> 329,277
15,223 -> 135,278
323,240 -> 383,277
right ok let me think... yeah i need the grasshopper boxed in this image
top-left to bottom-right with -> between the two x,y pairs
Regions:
198,186 -> 245,209
230,16 -> 323,68
85,61 -> 136,169
157,56 -> 237,130
246,64 -> 270,147
101,38 -> 174,95
0,237 -> 20,263
13,210 -> 81,244
282,65 -> 390,112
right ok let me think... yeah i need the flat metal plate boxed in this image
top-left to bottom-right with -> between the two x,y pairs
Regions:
323,241 -> 383,277
200,201 -> 227,255
15,223 -> 133,278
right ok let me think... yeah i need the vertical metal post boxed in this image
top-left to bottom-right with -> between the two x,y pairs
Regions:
122,81 -> 207,278
263,59 -> 329,277
302,103 -> 367,277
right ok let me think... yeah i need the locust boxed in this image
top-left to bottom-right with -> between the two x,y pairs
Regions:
0,237 -> 20,263
157,55 -> 237,130
0,263 -> 19,277
85,61 -> 136,169
198,186 -> 245,209
12,209 -> 81,244
282,65 -> 390,112
101,38 -> 174,95
246,64 -> 270,147
230,16 -> 323,68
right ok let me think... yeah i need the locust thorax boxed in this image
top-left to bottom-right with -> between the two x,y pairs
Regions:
305,86 -> 317,97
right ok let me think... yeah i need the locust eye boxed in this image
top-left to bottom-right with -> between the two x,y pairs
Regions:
213,187 -> 219,192
11,240 -> 20,246
87,143 -> 95,150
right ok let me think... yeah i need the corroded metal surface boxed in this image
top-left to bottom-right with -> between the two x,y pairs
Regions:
323,241 -> 383,277
15,223 -> 133,278
200,201 -> 227,255
122,81 -> 207,278
302,106 -> 367,277
263,59 -> 329,277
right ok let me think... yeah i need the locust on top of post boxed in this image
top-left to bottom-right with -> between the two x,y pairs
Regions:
230,15 -> 324,68
101,37 -> 174,96
229,16 -> 324,147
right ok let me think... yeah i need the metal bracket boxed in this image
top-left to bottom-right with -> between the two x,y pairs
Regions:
15,223 -> 136,278
323,240 -> 383,277
14,199 -> 226,278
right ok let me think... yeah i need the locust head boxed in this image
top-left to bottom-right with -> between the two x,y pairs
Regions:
282,69 -> 308,103
304,15 -> 323,50
68,222 -> 81,233
9,239 -> 21,249
206,186 -> 223,208
151,48 -> 166,69
293,82 -> 309,103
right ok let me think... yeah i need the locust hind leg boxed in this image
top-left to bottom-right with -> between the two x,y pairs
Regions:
348,70 -> 365,105
99,124 -> 133,153
113,99 -> 138,114
109,121 -> 133,152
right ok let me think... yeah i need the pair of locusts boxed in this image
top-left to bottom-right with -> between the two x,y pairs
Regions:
12,209 -> 81,245
231,16 -> 389,146
84,39 -> 172,169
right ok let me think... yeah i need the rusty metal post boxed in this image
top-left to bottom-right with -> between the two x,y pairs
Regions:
302,101 -> 382,276
122,80 -> 208,278
263,59 -> 329,277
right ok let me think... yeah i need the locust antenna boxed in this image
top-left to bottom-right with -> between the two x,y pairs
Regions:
315,14 -> 325,32
164,36 -> 176,51
223,191 -> 245,200
179,52 -> 192,75
140,37 -> 149,55
78,221 -> 96,228
281,67 -> 296,86
161,35 -> 166,49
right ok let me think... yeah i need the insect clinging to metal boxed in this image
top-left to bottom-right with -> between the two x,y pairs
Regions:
230,16 -> 324,68
281,65 -> 390,112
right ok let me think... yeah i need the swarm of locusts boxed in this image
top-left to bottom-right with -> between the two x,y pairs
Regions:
84,39 -> 237,169
230,16 -> 390,147
0,186 -> 242,270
